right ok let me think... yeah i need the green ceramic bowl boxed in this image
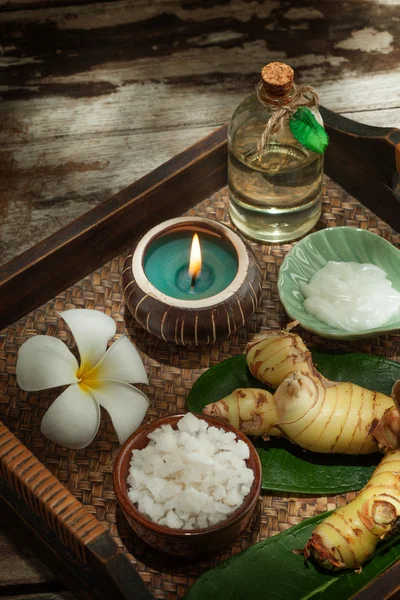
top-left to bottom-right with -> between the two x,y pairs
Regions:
278,227 -> 400,339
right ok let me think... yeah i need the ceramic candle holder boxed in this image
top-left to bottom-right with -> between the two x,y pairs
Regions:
123,217 -> 262,345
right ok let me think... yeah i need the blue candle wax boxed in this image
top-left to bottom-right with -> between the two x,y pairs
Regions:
143,230 -> 238,300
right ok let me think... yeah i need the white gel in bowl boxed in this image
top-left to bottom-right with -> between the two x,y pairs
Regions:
300,261 -> 400,332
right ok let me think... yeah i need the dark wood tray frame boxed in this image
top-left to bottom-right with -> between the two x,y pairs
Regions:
1,108 -> 400,600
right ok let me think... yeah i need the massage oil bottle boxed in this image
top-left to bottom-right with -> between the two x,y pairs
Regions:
228,62 -> 326,243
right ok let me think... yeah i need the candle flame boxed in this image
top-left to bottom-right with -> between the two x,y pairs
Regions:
189,234 -> 202,284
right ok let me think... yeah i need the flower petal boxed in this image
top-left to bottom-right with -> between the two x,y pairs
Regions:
59,309 -> 116,373
41,383 -> 100,449
85,335 -> 148,384
89,379 -> 149,444
17,336 -> 79,391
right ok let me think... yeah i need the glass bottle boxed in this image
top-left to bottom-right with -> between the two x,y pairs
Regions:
228,62 -> 324,243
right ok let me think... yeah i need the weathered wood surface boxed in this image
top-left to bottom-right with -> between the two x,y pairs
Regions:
1,596 -> 74,600
0,0 -> 399,598
0,517 -> 58,588
1,0 -> 400,266
0,515 -> 73,600
1,595 -> 74,600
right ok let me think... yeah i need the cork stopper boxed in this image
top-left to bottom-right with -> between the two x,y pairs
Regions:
261,62 -> 294,97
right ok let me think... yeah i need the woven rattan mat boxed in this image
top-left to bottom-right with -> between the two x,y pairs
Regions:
1,179 -> 400,598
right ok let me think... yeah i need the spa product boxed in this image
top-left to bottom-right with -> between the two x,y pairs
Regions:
228,62 -> 327,243
123,217 -> 262,345
300,261 -> 400,332
143,229 -> 237,300
127,413 -> 254,529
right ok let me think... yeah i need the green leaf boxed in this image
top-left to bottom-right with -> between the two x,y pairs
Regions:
255,438 -> 378,494
289,107 -> 329,154
187,354 -> 272,412
184,511 -> 400,600
187,351 -> 400,494
311,350 -> 400,395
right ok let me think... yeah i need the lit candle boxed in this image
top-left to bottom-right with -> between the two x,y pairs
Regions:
174,233 -> 216,295
189,234 -> 201,289
123,217 -> 262,345
143,229 -> 237,301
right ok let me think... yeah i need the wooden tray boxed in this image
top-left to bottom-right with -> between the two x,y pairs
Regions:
1,109 -> 400,600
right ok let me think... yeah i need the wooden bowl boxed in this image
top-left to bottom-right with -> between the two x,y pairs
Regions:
123,217 -> 263,346
113,413 -> 262,557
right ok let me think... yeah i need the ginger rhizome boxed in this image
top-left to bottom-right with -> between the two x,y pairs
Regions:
206,372 -> 393,454
203,326 -> 400,570
305,449 -> 400,570
246,325 -> 316,388
203,327 -> 398,453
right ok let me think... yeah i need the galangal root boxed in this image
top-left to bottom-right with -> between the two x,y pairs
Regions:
203,326 -> 400,454
305,449 -> 400,570
203,325 -> 400,570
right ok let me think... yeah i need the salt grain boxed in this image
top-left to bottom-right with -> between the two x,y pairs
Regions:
127,413 -> 255,530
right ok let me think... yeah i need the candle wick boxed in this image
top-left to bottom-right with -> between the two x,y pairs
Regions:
190,272 -> 197,289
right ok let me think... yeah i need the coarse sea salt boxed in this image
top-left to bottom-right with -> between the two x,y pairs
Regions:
127,413 -> 254,530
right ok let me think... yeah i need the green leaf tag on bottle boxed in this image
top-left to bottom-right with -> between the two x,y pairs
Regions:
289,107 -> 329,154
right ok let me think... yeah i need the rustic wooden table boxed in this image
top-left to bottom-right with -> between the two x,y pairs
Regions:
1,1 -> 399,598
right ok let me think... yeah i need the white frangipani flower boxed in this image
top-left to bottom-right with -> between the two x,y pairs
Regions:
16,309 -> 149,449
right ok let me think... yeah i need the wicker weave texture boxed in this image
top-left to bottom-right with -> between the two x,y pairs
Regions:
0,178 -> 399,598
